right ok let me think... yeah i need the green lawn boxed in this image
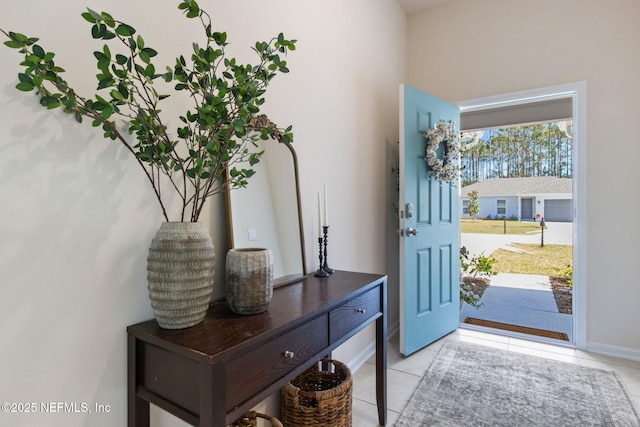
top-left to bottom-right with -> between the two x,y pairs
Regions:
461,218 -> 544,235
491,244 -> 572,277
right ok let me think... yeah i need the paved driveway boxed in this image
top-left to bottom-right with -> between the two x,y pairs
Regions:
461,221 -> 573,258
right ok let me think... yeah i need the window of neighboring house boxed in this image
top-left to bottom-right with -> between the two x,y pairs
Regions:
462,200 -> 470,215
497,199 -> 506,216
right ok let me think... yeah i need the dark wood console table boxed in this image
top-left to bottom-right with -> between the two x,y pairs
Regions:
127,270 -> 387,426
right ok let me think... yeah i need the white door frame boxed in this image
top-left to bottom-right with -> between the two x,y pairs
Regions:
456,81 -> 587,349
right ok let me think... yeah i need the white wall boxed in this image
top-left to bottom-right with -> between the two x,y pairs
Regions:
0,1 -> 406,426
407,0 -> 640,354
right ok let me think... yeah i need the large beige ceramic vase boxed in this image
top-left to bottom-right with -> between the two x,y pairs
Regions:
147,222 -> 215,329
226,248 -> 273,315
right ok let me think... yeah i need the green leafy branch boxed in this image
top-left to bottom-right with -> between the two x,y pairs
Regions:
1,0 -> 296,222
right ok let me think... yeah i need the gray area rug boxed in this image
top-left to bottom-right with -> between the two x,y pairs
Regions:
396,340 -> 640,426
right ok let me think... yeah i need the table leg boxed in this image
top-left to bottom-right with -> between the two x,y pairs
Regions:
376,283 -> 388,426
128,335 -> 150,427
199,363 -> 226,427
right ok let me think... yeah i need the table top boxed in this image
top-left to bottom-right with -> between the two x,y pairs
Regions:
127,270 -> 386,364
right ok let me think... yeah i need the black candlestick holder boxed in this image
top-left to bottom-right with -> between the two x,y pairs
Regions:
314,236 -> 330,277
322,226 -> 334,274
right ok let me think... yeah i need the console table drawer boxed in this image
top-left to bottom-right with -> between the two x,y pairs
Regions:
329,287 -> 380,343
225,314 -> 329,411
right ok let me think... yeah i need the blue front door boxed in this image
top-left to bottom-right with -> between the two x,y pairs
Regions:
399,84 -> 461,356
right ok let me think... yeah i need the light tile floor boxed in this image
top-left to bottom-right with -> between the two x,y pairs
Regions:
351,328 -> 640,426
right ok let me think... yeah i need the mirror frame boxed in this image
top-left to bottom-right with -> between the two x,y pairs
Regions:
224,142 -> 307,286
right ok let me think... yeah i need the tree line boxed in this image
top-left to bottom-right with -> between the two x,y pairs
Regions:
461,122 -> 572,186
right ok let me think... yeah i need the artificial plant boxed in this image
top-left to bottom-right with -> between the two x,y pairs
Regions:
1,0 -> 296,222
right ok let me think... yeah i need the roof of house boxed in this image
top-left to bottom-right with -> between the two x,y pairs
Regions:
461,177 -> 572,197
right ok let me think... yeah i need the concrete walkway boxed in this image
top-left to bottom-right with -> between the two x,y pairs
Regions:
460,272 -> 573,342
460,223 -> 574,342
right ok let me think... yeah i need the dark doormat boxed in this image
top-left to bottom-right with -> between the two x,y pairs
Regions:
463,317 -> 569,341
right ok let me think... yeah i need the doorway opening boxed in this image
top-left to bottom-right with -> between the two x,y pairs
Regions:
456,83 -> 586,348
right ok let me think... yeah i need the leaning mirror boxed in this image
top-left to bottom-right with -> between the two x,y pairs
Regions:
225,140 -> 307,287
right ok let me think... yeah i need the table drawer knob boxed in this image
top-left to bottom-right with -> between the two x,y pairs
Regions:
357,308 -> 366,314
284,350 -> 295,359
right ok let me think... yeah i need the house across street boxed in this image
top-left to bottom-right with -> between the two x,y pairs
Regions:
461,176 -> 573,222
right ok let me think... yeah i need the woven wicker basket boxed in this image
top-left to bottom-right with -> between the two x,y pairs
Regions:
229,411 -> 283,427
281,359 -> 352,427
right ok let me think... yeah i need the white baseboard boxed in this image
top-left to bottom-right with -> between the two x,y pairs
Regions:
346,341 -> 377,373
388,320 -> 399,339
347,320 -> 400,373
587,341 -> 640,362
350,318 -> 640,364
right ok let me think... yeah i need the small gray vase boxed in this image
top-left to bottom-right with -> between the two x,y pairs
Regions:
226,248 -> 274,315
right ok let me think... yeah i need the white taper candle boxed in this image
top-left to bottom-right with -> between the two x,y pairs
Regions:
317,192 -> 323,236
323,184 -> 329,227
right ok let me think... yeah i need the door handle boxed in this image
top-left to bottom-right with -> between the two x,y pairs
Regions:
406,227 -> 418,236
